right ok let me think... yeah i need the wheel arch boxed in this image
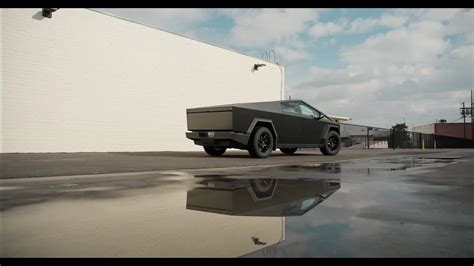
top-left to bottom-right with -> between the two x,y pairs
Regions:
329,126 -> 340,135
323,125 -> 340,139
246,118 -> 278,150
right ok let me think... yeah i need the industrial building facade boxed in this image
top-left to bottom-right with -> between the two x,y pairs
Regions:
1,9 -> 284,153
412,122 -> 473,140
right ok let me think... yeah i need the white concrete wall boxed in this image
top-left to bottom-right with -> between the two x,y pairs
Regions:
1,8 -> 284,152
1,9 -> 4,152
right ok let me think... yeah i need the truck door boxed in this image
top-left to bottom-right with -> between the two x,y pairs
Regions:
295,102 -> 327,145
279,102 -> 304,144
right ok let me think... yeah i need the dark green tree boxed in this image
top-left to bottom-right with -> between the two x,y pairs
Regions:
391,123 -> 410,148
391,123 -> 408,131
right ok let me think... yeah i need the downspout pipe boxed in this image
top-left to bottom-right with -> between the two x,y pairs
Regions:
276,63 -> 285,100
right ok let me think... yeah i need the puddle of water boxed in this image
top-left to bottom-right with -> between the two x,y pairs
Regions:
0,186 -> 25,191
63,186 -> 121,192
1,156 -> 472,257
49,183 -> 78,188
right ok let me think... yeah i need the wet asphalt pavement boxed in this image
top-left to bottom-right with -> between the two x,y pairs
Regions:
0,149 -> 453,179
0,149 -> 473,257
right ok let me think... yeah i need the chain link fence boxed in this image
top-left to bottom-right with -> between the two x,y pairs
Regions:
340,123 -> 474,149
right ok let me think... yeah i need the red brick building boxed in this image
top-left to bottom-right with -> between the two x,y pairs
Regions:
413,122 -> 473,139
435,123 -> 472,139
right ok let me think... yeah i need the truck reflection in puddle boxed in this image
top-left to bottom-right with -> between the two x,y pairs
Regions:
1,164 -> 340,257
186,175 -> 340,257
187,177 -> 341,217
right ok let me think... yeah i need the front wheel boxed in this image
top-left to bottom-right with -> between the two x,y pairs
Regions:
320,131 -> 341,156
204,146 -> 227,156
248,127 -> 274,158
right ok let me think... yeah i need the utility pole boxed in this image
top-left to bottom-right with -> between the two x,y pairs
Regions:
462,102 -> 466,139
367,126 -> 370,149
471,89 -> 473,140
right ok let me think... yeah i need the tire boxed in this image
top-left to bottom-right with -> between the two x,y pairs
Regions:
250,179 -> 277,194
203,146 -> 227,156
320,131 -> 341,156
280,148 -> 298,154
248,127 -> 274,158
249,178 -> 277,199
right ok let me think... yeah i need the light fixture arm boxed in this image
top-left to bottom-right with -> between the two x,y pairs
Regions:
253,64 -> 266,71
42,8 -> 60,19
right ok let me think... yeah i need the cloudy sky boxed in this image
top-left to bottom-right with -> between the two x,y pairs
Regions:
97,8 -> 473,128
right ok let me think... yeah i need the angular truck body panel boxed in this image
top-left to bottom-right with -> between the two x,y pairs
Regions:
187,110 -> 234,131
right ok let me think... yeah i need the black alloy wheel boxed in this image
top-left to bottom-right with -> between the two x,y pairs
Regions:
320,131 -> 341,156
248,127 -> 274,158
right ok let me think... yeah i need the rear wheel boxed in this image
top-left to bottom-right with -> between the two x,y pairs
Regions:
204,146 -> 227,156
280,148 -> 298,154
249,178 -> 277,199
248,127 -> 274,158
320,131 -> 341,156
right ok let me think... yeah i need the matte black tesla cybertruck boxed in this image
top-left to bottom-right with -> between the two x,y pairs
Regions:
185,100 -> 341,158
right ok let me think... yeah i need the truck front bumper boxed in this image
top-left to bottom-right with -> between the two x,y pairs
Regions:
185,131 -> 250,148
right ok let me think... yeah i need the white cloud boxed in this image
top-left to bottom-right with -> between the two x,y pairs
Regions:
309,21 -> 347,39
349,14 -> 408,33
274,47 -> 311,62
301,66 -> 372,88
394,9 -> 472,37
379,14 -> 409,28
342,20 -> 449,65
309,13 -> 409,38
443,9 -> 473,40
451,44 -> 474,58
225,9 -> 321,47
347,17 -> 378,33
97,8 -> 211,33
421,8 -> 461,21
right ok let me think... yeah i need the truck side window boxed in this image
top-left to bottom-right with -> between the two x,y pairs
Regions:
281,102 -> 300,115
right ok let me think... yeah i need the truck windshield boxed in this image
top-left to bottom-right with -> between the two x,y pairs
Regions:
299,103 -> 320,118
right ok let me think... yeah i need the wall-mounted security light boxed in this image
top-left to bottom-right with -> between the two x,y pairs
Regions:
42,8 -> 60,19
253,64 -> 266,71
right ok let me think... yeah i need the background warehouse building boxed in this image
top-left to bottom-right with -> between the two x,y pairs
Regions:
412,122 -> 473,140
1,8 -> 284,153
